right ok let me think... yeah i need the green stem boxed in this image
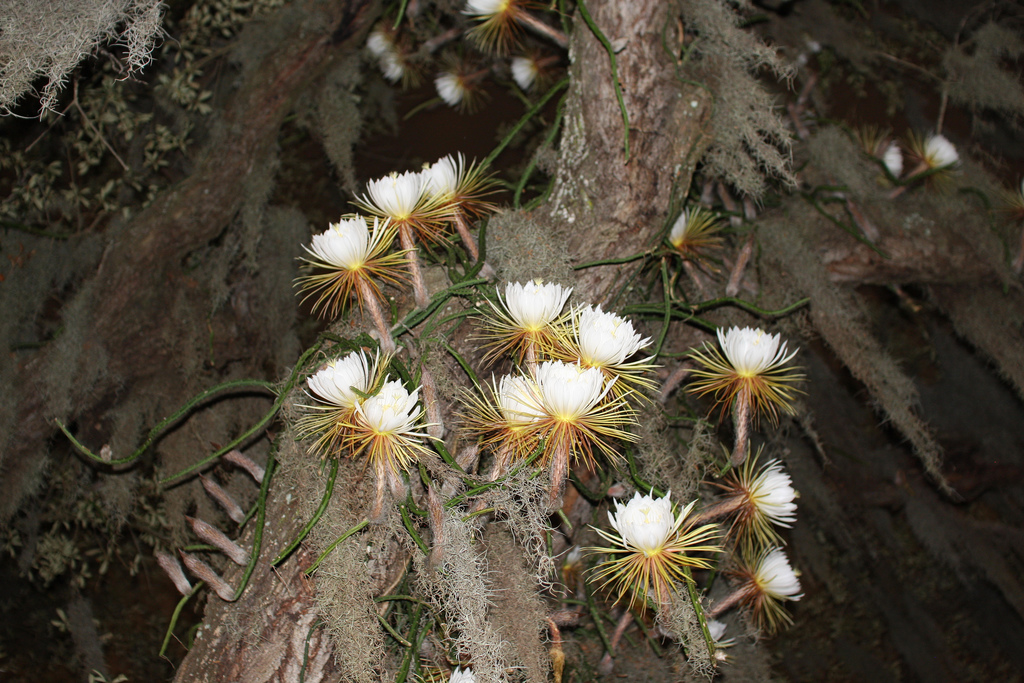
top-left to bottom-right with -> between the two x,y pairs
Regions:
273,458 -> 339,566
401,503 -> 429,554
514,93 -> 568,209
305,520 -> 369,576
482,77 -> 570,170
395,606 -> 425,683
573,251 -> 651,270
233,444 -> 277,600
298,618 -> 324,683
577,0 -> 630,162
58,379 -> 276,467
159,582 -> 204,658
653,258 -> 673,359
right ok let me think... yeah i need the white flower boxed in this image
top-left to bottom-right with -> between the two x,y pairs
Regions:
307,351 -> 373,409
304,215 -> 377,270
717,326 -> 798,377
534,361 -> 611,421
435,72 -> 466,107
502,280 -> 572,331
748,459 -> 797,527
463,0 -> 508,17
449,667 -> 476,683
668,209 -> 691,246
355,379 -> 422,435
924,133 -> 958,169
575,305 -> 651,367
707,619 -> 728,642
422,154 -> 461,198
378,52 -> 405,83
882,142 -> 903,177
366,28 -> 393,58
497,374 -> 545,425
361,171 -> 425,221
753,548 -> 803,602
608,490 -> 678,554
511,55 -> 538,90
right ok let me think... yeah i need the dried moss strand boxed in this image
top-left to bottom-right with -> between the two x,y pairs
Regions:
482,76 -> 570,169
444,444 -> 545,507
576,0 -> 630,162
158,581 -> 204,658
304,520 -> 369,576
272,458 -> 340,566
626,448 -> 666,498
57,378 -> 276,467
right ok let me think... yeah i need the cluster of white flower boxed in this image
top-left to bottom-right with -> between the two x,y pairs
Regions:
366,26 -> 408,84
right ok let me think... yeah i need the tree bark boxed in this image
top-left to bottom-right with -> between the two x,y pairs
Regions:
1,0 -> 379,519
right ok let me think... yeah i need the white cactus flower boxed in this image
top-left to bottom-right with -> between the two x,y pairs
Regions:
449,667 -> 476,683
718,326 -> 798,377
707,619 -> 728,643
753,547 -> 803,602
304,215 -> 377,271
422,153 -> 461,198
361,171 -> 425,221
366,28 -> 393,58
496,373 -> 545,425
435,71 -> 467,107
923,133 -> 958,169
502,280 -> 572,332
511,55 -> 538,90
608,490 -> 680,554
306,351 -> 373,409
534,361 -> 611,422
882,142 -> 903,177
575,305 -> 651,368
463,0 -> 508,17
356,379 -> 423,437
378,51 -> 405,83
747,459 -> 797,527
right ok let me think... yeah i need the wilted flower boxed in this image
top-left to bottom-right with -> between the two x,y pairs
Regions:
480,280 -> 573,364
295,350 -> 388,457
713,547 -> 802,633
587,491 -> 721,610
366,27 -> 393,58
669,206 -> 723,261
295,215 -> 406,320
882,142 -> 903,178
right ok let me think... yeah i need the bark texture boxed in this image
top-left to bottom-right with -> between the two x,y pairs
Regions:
1,0 -> 380,520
